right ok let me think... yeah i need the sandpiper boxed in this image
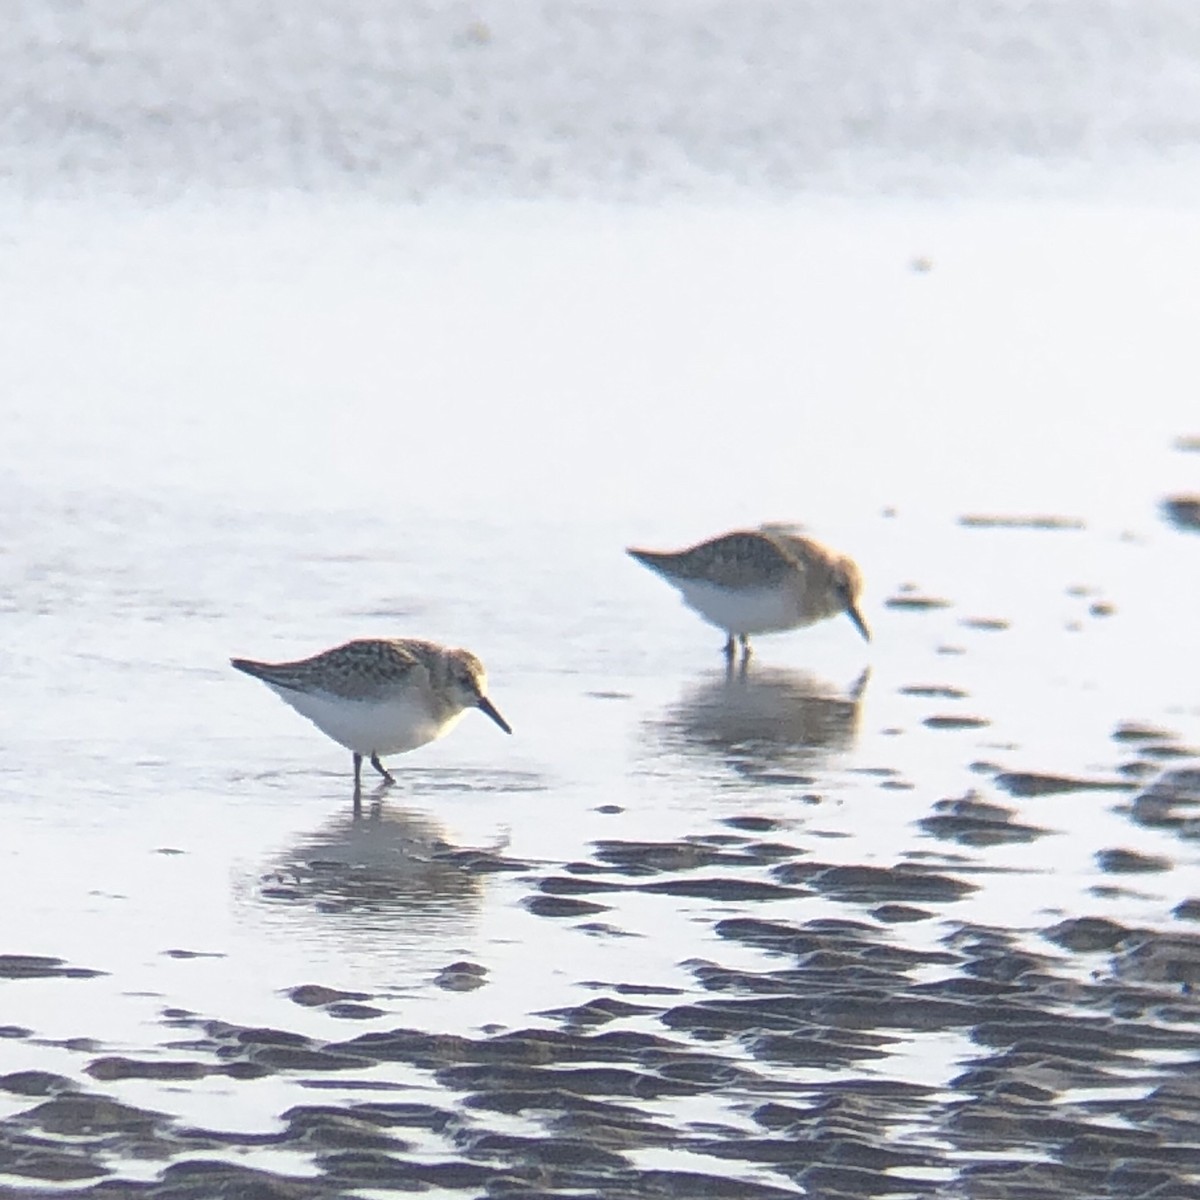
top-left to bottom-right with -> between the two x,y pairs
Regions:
231,638 -> 511,792
627,526 -> 870,657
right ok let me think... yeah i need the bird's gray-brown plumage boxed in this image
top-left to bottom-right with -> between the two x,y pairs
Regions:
627,527 -> 870,657
231,637 -> 511,794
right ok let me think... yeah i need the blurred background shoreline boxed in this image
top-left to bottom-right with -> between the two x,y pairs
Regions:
4,0 -> 1200,206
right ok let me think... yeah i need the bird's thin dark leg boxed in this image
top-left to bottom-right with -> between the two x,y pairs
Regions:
352,753 -> 363,813
370,754 -> 396,786
738,633 -> 752,660
723,634 -> 736,659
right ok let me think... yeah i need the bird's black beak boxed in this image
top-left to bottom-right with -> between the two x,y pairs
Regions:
477,695 -> 513,734
846,603 -> 871,643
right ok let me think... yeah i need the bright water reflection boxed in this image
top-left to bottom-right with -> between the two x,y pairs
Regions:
646,664 -> 867,783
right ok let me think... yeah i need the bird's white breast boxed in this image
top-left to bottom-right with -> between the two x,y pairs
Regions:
673,579 -> 805,635
267,684 -> 464,756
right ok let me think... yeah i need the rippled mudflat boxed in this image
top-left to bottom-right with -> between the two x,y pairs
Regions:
0,199 -> 1198,1197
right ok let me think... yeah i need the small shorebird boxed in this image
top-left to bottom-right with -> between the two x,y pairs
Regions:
627,527 -> 870,658
231,638 -> 511,792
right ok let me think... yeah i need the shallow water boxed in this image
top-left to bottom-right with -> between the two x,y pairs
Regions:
0,196 -> 1198,1196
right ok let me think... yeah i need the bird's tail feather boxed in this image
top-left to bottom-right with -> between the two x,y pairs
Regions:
230,657 -> 302,692
626,547 -> 672,573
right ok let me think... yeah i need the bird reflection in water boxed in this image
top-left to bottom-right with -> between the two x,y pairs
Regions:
649,662 -> 868,782
253,799 -> 487,940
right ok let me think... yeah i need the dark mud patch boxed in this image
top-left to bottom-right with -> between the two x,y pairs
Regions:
886,593 -> 952,610
960,616 -> 1009,632
901,684 -> 968,699
540,871 -> 809,905
635,877 -> 809,902
994,770 -> 1133,798
1043,917 -> 1132,953
283,984 -> 386,1018
287,983 -> 373,1007
1128,767 -> 1200,838
525,895 -> 613,918
772,862 -> 977,904
537,996 -> 664,1028
924,714 -> 991,730
7,925 -> 1200,1199
588,836 -> 803,875
1113,721 -> 1179,744
0,1072 -> 78,1097
0,955 -> 104,981
1162,494 -> 1200,532
920,794 -> 1048,847
434,961 -> 488,992
11,775 -> 1200,1198
83,1057 -> 242,1083
1095,847 -> 1172,875
721,814 -> 787,832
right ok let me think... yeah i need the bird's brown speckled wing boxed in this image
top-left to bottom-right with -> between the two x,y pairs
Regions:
628,530 -> 805,589
231,639 -> 425,700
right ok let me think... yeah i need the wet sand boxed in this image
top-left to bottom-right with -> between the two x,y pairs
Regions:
0,200 -> 1198,1197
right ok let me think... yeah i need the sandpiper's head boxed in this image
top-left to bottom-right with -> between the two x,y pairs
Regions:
444,648 -> 513,734
832,557 -> 871,642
